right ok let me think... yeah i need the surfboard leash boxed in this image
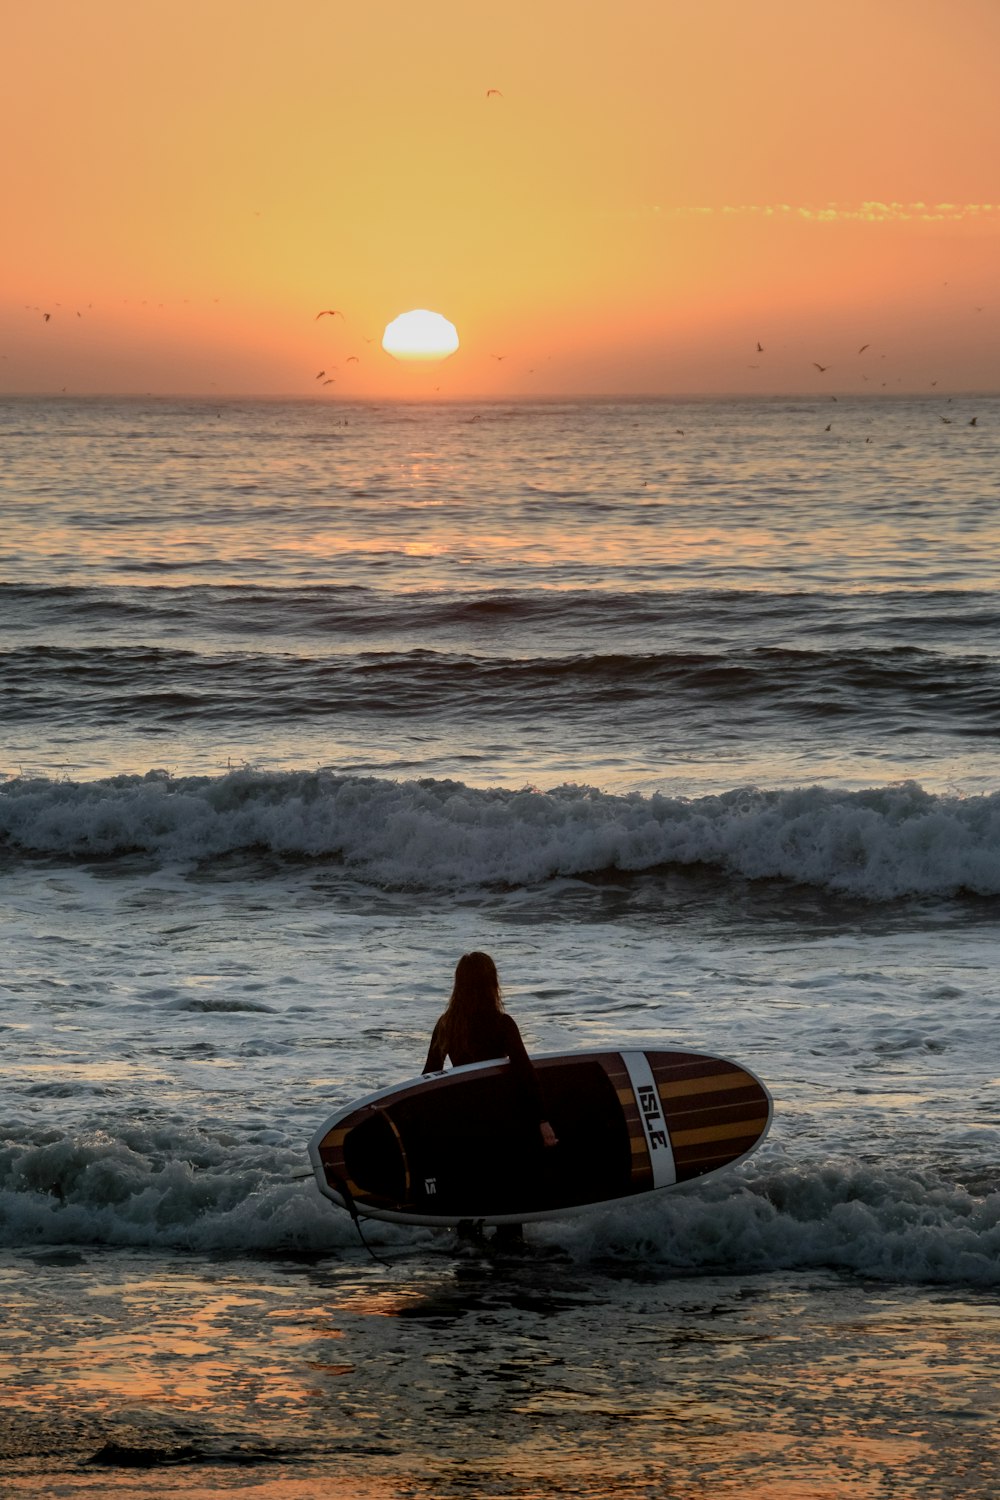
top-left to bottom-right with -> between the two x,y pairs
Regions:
329,1173 -> 389,1265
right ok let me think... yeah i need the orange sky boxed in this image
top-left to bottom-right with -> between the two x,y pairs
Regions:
2,0 -> 999,398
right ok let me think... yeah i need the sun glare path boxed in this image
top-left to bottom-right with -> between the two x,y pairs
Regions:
382,309 -> 459,362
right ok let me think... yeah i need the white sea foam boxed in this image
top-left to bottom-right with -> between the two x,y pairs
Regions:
550,1166 -> 1000,1286
1,1126 -> 996,1284
3,770 -> 1000,900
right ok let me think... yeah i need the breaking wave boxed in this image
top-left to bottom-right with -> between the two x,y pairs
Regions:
0,1123 -> 996,1285
3,769 -> 1000,900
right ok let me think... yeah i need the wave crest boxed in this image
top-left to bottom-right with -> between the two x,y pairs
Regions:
1,1126 -> 997,1283
3,769 -> 1000,899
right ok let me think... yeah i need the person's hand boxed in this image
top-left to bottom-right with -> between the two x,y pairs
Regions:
540,1120 -> 558,1149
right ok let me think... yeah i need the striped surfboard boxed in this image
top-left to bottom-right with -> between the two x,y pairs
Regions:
309,1046 -> 772,1228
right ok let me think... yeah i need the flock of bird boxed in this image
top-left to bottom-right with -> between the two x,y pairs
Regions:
11,160 -> 992,425
12,303 -> 991,425
747,337 -> 985,424
311,310 -> 376,386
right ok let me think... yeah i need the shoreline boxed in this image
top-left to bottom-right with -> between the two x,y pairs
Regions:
2,1247 -> 997,1498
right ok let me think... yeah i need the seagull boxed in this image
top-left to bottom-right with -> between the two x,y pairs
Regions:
813,362 -> 829,372
316,371 -> 325,380
323,378 -> 336,385
756,341 -> 764,352
43,312 -> 51,322
969,417 -> 978,426
346,355 -> 359,363
492,354 -> 506,361
315,309 -> 343,320
486,88 -> 503,98
858,344 -> 870,354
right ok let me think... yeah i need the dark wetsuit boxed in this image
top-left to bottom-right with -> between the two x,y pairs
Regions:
422,1011 -> 546,1125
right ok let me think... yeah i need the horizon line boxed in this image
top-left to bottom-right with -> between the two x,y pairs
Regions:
2,388 -> 999,404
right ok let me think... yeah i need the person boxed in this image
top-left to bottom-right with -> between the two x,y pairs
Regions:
423,951 -> 557,1248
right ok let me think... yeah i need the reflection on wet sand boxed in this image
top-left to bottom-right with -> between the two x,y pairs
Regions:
1,1249 -> 997,1498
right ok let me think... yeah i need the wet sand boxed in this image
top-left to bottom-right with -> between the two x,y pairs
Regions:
1,1244 -> 997,1498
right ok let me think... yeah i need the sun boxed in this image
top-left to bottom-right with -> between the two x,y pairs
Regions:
382,309 -> 459,362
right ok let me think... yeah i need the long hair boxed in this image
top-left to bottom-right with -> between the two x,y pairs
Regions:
439,951 -> 505,1060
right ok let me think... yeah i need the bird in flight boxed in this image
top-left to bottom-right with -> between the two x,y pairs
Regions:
346,355 -> 359,363
315,371 -> 325,380
492,353 -> 507,361
756,341 -> 764,352
486,88 -> 503,99
323,378 -> 336,385
315,309 -> 343,320
858,344 -> 870,354
813,363 -> 829,372
969,417 -> 978,426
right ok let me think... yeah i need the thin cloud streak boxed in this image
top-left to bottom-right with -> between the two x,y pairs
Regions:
667,201 -> 1000,224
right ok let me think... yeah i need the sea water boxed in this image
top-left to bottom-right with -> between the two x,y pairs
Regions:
1,395 -> 998,1496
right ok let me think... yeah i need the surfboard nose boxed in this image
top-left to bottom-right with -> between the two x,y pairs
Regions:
318,1106 -> 409,1209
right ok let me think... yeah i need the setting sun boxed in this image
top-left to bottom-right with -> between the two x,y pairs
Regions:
382,309 -> 460,362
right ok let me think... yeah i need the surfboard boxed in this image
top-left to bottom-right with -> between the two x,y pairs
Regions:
309,1047 -> 773,1227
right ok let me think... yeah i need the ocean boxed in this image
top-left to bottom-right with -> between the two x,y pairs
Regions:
1,393 -> 998,1498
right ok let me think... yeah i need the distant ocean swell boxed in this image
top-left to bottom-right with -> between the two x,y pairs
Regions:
3,644 -> 999,729
6,581 -> 1000,640
4,770 -> 1000,899
0,1125 -> 996,1284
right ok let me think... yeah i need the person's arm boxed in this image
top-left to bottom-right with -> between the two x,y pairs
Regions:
501,1015 -> 558,1147
423,1018 -> 446,1074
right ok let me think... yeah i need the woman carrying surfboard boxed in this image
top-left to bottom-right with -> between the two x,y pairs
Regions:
423,951 -> 558,1249
310,976 -> 773,1237
423,951 -> 558,1152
